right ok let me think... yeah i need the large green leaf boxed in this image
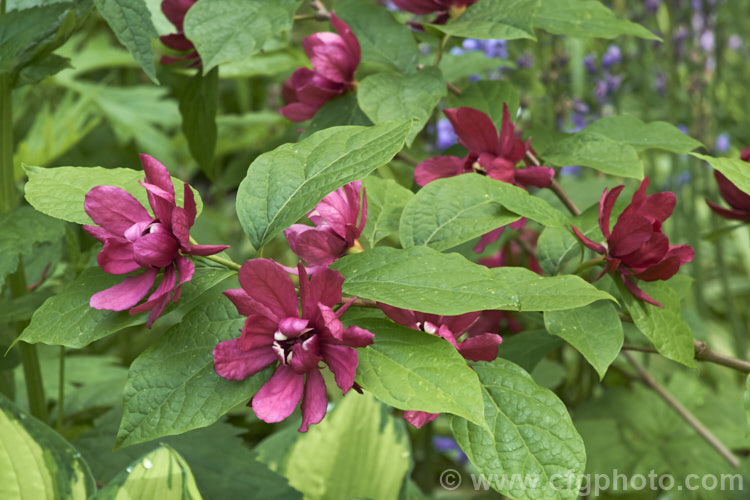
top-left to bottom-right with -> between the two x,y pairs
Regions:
497,329 -> 564,373
94,445 -> 202,499
18,268 -> 233,349
539,131 -> 643,179
0,393 -> 95,500
177,68 -> 218,178
451,359 -> 586,499
544,302 -> 623,379
335,0 -> 419,74
332,246 -> 614,314
534,0 -> 659,40
536,226 -> 580,276
24,165 -> 202,225
361,176 -> 413,247
445,80 -> 520,132
399,175 -> 567,250
357,67 -> 446,146
431,0 -> 538,40
93,0 -> 158,83
584,115 -> 704,154
620,279 -> 695,368
693,153 -> 750,195
236,121 -> 411,249
354,318 -> 485,425
280,393 -> 411,500
184,0 -> 299,72
301,93 -> 372,139
76,410 -> 301,500
0,3 -> 70,75
115,297 -> 272,449
0,205 -> 65,286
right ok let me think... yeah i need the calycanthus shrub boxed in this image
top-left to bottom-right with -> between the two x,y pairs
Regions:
2,0 -> 750,498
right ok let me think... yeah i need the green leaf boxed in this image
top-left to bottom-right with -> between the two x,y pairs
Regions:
236,121 -> 411,249
431,0 -> 538,40
76,410 -> 301,500
16,53 -> 71,86
94,445 -> 202,499
331,246 -> 614,314
115,297 -> 272,449
399,175 -> 566,250
18,268 -> 233,349
620,279 -> 695,368
24,165 -> 202,225
584,115 -> 704,154
539,131 -> 643,179
93,0 -> 159,84
497,329 -> 564,373
445,80 -> 519,132
451,359 -> 586,500
0,3 -> 70,75
361,176 -> 413,247
0,205 -> 65,285
335,0 -> 419,74
0,393 -> 95,500
693,153 -> 750,195
279,393 -> 411,500
534,0 -> 659,40
536,226 -> 580,276
177,68 -> 219,178
544,302 -> 624,379
357,67 -> 446,146
184,0 -> 299,72
301,93 -> 373,139
438,51 -> 515,83
354,318 -> 485,425
745,375 -> 750,437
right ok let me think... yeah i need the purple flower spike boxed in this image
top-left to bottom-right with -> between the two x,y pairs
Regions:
376,303 -> 502,428
84,154 -> 229,327
213,260 -> 374,432
279,13 -> 360,122
284,181 -> 366,268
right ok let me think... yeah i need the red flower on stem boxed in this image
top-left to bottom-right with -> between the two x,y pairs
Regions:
705,149 -> 750,222
572,177 -> 694,307
160,0 -> 200,67
377,304 -> 502,427
280,13 -> 361,122
84,154 -> 228,327
213,259 -> 374,432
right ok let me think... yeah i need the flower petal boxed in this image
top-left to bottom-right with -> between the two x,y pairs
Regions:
321,344 -> 358,394
252,365 -> 305,423
131,265 -> 178,327
457,333 -> 502,362
284,224 -> 346,267
183,244 -> 230,256
598,185 -> 624,238
238,259 -> 299,321
85,186 -> 151,235
620,273 -> 662,307
300,265 -> 344,319
714,170 -> 750,211
514,166 -> 555,188
213,339 -> 276,381
338,325 -> 374,348
90,268 -> 157,311
403,410 -> 440,428
608,214 -> 654,257
444,107 -> 499,155
238,314 -> 279,351
414,156 -> 466,186
172,255 -> 194,302
97,239 -> 139,275
303,32 -> 356,84
706,200 -> 750,221
571,226 -> 606,254
132,227 -> 179,268
299,368 -> 328,432
140,154 -> 176,225
330,12 -> 361,68
377,303 -> 418,330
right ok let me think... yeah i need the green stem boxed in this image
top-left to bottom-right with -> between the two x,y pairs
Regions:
433,34 -> 451,66
573,256 -> 606,276
57,347 -> 65,431
188,237 -> 242,270
1,74 -> 14,212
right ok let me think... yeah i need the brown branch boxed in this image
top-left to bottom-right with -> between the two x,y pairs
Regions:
622,351 -> 740,468
295,0 -> 331,21
350,298 -> 378,308
549,178 -> 581,217
446,82 -> 462,96
396,152 -> 419,166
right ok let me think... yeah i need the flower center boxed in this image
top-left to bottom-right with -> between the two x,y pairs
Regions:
272,326 -> 315,365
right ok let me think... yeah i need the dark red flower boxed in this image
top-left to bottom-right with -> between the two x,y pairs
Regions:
376,303 -> 502,428
160,0 -> 200,67
279,13 -> 360,122
414,105 -> 554,189
706,149 -> 750,221
572,178 -> 693,307
213,260 -> 373,432
84,154 -> 228,327
392,0 -> 478,24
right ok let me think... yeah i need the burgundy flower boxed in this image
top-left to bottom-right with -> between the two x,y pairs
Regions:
279,13 -> 361,122
572,177 -> 694,307
414,105 -> 554,188
284,181 -> 366,268
705,149 -> 750,221
160,0 -> 200,67
377,303 -> 502,428
392,0 -> 478,23
213,259 -> 374,432
84,154 -> 228,327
